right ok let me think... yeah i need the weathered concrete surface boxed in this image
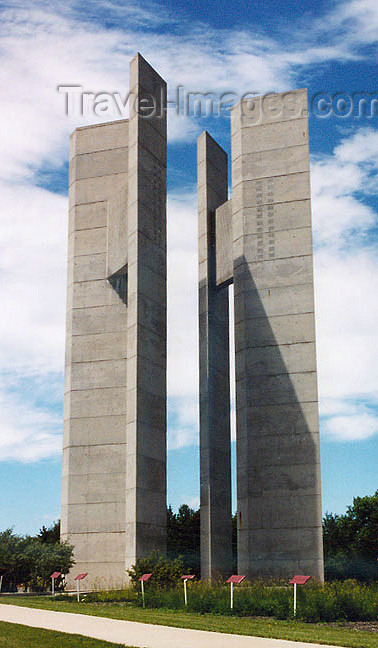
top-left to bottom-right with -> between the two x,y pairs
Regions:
215,199 -> 233,287
198,89 -> 323,582
0,604 -> 344,648
62,118 -> 129,590
198,132 -> 232,579
125,52 -> 167,573
62,53 -> 167,590
231,89 -> 323,581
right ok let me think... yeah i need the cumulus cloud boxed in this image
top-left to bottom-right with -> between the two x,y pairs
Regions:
311,127 -> 378,443
323,412 -> 378,442
0,374 -> 62,462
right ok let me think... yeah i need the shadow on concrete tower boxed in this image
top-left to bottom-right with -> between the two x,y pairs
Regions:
61,53 -> 167,590
198,90 -> 324,581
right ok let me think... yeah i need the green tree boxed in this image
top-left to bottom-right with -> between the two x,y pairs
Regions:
0,528 -> 74,592
167,504 -> 200,575
167,505 -> 237,576
323,490 -> 378,581
37,520 -> 60,544
0,529 -> 31,590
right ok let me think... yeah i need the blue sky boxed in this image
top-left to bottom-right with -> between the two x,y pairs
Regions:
0,0 -> 378,535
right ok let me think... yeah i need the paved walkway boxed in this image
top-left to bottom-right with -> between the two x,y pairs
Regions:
0,604 -> 343,648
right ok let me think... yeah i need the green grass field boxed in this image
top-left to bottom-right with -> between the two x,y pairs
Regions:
0,596 -> 377,647
0,621 -> 131,648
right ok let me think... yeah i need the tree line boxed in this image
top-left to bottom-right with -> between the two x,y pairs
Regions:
1,491 -> 377,590
168,492 -> 378,581
0,522 -> 73,592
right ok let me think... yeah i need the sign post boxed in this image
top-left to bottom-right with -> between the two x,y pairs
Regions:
138,573 -> 152,608
0,569 -> 5,594
50,571 -> 61,595
74,573 -> 88,602
226,575 -> 246,610
289,575 -> 311,616
181,574 -> 195,607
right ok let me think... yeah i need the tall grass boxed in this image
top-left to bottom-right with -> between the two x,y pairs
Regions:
81,580 -> 378,622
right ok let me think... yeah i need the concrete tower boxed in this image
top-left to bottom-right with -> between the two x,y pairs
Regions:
198,90 -> 324,581
61,54 -> 167,589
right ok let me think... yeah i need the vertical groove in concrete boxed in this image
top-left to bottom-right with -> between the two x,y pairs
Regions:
198,132 -> 233,579
231,90 -> 324,581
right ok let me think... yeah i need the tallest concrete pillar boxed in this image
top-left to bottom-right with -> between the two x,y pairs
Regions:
198,89 -> 323,581
62,54 -> 167,589
231,91 -> 323,580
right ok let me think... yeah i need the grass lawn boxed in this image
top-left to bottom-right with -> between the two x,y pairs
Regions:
0,596 -> 377,648
0,621 -> 131,648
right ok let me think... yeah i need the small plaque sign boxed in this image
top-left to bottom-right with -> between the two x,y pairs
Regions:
227,575 -> 246,584
181,574 -> 195,580
50,572 -> 61,579
74,573 -> 88,581
138,573 -> 152,582
289,575 -> 311,585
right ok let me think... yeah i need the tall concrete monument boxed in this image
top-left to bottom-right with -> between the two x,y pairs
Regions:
198,90 -> 324,581
61,54 -> 167,588
62,55 -> 323,589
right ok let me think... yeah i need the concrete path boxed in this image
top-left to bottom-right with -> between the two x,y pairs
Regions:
0,604 -> 343,648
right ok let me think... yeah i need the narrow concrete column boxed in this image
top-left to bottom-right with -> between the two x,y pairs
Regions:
198,131 -> 232,579
231,90 -> 324,580
125,54 -> 167,572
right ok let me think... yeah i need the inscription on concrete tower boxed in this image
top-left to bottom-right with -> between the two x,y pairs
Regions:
198,90 -> 324,581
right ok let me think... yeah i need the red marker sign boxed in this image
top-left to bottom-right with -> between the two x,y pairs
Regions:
289,575 -> 311,585
50,571 -> 61,595
138,573 -> 152,582
74,573 -> 88,602
181,574 -> 195,580
227,575 -> 246,584
74,573 -> 88,580
289,575 -> 311,615
227,575 -> 246,609
139,573 -> 152,608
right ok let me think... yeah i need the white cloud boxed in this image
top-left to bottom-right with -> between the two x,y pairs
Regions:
0,181 -> 67,373
326,0 -> 378,46
311,127 -> 378,442
323,412 -> 378,442
0,376 -> 62,462
167,191 -> 199,398
311,128 -> 378,247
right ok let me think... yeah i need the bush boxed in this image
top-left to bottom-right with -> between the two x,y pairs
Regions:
127,551 -> 187,590
299,580 -> 378,622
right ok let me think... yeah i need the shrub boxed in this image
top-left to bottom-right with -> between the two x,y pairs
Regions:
127,551 -> 187,590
